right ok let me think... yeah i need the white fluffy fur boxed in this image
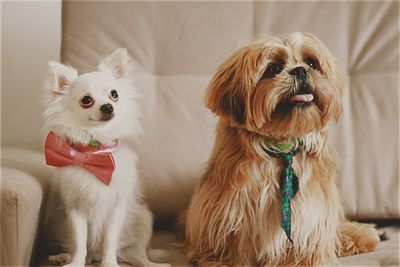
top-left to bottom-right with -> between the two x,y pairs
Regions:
42,49 -> 169,267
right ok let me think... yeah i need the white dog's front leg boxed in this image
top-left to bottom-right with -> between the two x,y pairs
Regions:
64,209 -> 87,267
101,204 -> 126,267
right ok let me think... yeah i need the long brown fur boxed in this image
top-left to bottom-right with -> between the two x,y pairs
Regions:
186,32 -> 380,266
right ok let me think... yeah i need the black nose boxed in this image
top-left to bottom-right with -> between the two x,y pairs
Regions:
289,66 -> 307,79
100,103 -> 114,114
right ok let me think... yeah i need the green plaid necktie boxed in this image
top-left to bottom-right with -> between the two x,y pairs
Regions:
262,139 -> 302,244
278,153 -> 299,243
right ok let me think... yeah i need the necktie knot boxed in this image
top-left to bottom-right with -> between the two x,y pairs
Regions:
281,153 -> 293,166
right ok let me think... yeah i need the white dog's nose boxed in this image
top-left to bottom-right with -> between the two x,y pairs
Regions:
100,103 -> 114,114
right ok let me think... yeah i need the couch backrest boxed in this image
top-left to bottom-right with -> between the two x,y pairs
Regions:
62,1 -> 399,219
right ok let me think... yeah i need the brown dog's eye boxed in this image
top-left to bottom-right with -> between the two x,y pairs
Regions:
110,90 -> 119,101
304,57 -> 319,70
270,63 -> 283,75
262,62 -> 284,79
80,95 -> 94,108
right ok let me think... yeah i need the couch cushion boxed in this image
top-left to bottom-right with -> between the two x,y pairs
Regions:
132,73 -> 215,216
38,224 -> 400,267
1,148 -> 52,265
0,167 -> 48,266
61,1 -> 399,218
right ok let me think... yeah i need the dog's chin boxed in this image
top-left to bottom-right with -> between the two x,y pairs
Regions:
89,114 -> 115,124
274,101 -> 313,115
262,95 -> 325,137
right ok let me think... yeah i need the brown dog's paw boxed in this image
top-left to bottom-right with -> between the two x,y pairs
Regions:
188,250 -> 239,267
338,222 -> 380,257
48,253 -> 71,265
200,262 -> 239,267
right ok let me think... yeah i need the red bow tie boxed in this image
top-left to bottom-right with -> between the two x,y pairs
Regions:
44,131 -> 117,185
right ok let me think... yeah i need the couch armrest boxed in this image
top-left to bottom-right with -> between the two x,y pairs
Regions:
1,167 -> 49,266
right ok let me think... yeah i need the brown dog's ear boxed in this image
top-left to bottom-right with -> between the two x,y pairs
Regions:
218,89 -> 246,124
205,44 -> 267,124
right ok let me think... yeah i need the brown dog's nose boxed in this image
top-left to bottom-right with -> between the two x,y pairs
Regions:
289,67 -> 307,79
100,103 -> 114,114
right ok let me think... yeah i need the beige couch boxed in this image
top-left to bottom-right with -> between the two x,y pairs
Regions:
1,1 -> 399,266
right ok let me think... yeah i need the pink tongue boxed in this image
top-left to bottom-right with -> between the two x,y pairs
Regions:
290,94 -> 314,103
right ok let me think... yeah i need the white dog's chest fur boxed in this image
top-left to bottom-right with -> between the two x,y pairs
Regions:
56,143 -> 138,244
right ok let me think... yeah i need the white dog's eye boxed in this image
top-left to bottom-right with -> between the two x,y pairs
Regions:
80,95 -> 94,108
110,90 -> 119,101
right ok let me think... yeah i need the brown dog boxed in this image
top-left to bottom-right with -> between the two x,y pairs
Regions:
186,32 -> 380,266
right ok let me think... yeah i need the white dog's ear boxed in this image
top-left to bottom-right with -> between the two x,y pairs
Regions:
98,48 -> 129,79
47,61 -> 78,94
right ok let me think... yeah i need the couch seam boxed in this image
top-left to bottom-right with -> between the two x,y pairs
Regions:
15,192 -> 19,261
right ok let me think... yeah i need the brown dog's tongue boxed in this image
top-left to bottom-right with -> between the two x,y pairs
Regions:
290,94 -> 314,103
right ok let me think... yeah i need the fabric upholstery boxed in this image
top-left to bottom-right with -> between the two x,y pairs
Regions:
0,167 -> 48,266
1,149 -> 52,266
37,225 -> 400,267
61,1 -> 399,219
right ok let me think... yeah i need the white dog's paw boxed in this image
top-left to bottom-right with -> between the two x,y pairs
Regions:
62,263 -> 85,267
48,253 -> 71,265
100,262 -> 121,267
152,264 -> 172,267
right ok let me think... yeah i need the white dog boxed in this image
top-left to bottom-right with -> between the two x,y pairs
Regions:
42,49 -> 169,267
